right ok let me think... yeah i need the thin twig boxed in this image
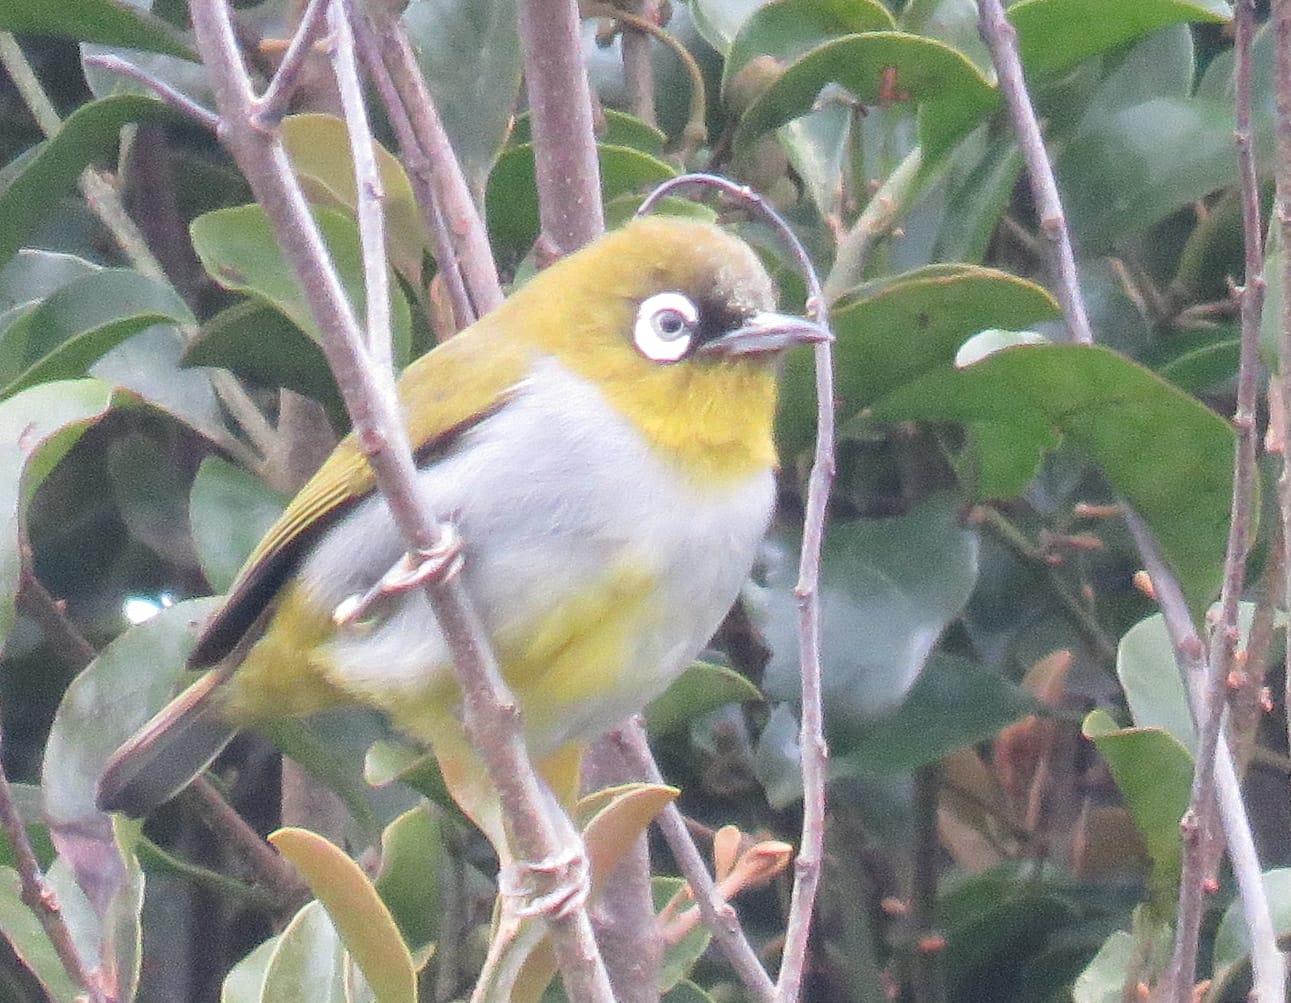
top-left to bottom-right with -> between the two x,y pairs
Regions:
0,706 -> 107,1003
1275,0 -> 1291,828
618,0 -> 658,127
824,146 -> 922,302
619,723 -> 776,1002
1165,2 -> 1275,996
80,54 -> 221,130
1125,513 -> 1285,1001
185,3 -> 614,997
325,0 -> 391,371
254,0 -> 331,124
187,777 -> 308,906
517,0 -> 605,255
975,0 -> 1092,345
347,4 -> 476,333
363,4 -> 504,318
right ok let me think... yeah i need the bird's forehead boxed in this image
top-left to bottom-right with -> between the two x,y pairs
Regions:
647,229 -> 777,315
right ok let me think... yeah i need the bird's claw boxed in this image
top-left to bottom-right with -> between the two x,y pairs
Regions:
333,526 -> 465,627
498,846 -> 590,920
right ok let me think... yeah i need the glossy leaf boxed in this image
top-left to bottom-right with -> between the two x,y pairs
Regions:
0,379 -> 121,649
107,432 -> 199,569
182,301 -> 344,425
644,661 -> 762,735
189,456 -> 287,593
269,828 -> 415,1003
722,0 -> 894,97
0,0 -> 194,58
761,494 -> 980,730
222,938 -> 276,1003
688,0 -> 767,53
0,249 -> 99,309
372,803 -> 442,951
0,268 -> 191,398
281,114 -> 432,288
189,205 -> 412,363
511,108 -> 667,155
260,901 -> 348,1003
834,653 -> 1039,774
780,264 -> 1059,455
1083,710 -> 1193,905
733,33 -> 998,165
485,143 -> 675,259
1010,0 -> 1230,79
1116,603 -> 1255,753
873,345 -> 1235,616
0,95 -> 175,268
402,0 -> 521,197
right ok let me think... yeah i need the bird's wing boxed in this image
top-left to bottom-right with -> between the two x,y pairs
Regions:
189,323 -> 530,667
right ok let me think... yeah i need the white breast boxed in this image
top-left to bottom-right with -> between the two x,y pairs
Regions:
297,357 -> 775,753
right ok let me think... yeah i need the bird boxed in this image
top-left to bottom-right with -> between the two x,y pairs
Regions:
96,214 -> 829,844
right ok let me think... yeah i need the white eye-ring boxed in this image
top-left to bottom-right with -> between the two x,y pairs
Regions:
633,291 -> 698,363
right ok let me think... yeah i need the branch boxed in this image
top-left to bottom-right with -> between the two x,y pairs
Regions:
975,0 -> 1092,344
254,0 -> 331,124
517,0 -> 604,254
355,2 -> 504,323
0,706 -> 107,1003
1161,3 -> 1282,997
618,723 -> 776,1003
1125,513 -> 1284,1001
185,2 -> 614,997
1275,0 -> 1291,848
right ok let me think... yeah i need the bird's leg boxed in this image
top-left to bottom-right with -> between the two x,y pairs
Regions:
332,524 -> 465,626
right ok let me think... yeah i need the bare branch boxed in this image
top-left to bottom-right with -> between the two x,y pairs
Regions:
186,1 -> 614,995
518,0 -> 604,254
80,54 -> 221,130
0,707 -> 107,1003
618,723 -> 776,1003
254,0 -> 331,124
975,0 -> 1092,344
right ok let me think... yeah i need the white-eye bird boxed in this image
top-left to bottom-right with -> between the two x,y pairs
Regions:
96,215 -> 828,840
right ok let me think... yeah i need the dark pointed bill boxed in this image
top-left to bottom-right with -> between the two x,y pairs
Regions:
699,311 -> 833,357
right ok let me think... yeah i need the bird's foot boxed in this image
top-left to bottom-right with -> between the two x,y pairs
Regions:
332,525 -> 465,626
498,846 -> 590,921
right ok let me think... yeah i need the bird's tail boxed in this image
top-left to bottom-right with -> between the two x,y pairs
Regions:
96,670 -> 237,818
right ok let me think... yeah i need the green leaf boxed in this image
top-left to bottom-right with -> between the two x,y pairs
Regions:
189,205 -> 412,364
0,95 -> 176,268
107,432 -> 199,569
644,661 -> 762,734
722,0 -> 894,98
781,265 -> 1059,455
182,301 -> 344,426
511,109 -> 667,155
1057,97 -> 1239,252
655,876 -> 712,992
0,867 -> 82,1002
260,901 -> 349,1003
873,345 -> 1235,616
0,0 -> 194,58
269,828 -> 417,1003
1083,710 -> 1193,906
485,144 -> 675,260
1212,868 -> 1291,984
688,0 -> 767,53
281,114 -> 432,289
1010,0 -> 1230,80
834,653 -> 1039,774
732,33 -> 998,166
0,379 -> 120,650
0,249 -> 99,309
222,938 -> 276,1003
1071,930 -> 1137,1003
0,268 -> 191,398
1116,605 -> 1251,753
1139,326 -> 1240,393
189,456 -> 287,593
761,494 -> 980,731
373,804 -> 443,953
402,0 -> 521,198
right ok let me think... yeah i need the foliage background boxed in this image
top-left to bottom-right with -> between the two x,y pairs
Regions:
0,0 -> 1287,1000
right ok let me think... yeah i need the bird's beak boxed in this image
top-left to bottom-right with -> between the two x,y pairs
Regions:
699,310 -> 832,357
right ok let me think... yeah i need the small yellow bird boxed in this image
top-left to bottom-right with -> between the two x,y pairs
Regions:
97,215 -> 827,839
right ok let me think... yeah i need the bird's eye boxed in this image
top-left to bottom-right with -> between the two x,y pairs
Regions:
634,292 -> 698,363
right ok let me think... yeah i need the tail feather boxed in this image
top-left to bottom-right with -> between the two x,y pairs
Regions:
96,671 -> 237,818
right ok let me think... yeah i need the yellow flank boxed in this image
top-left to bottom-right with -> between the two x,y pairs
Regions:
224,585 -> 349,721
